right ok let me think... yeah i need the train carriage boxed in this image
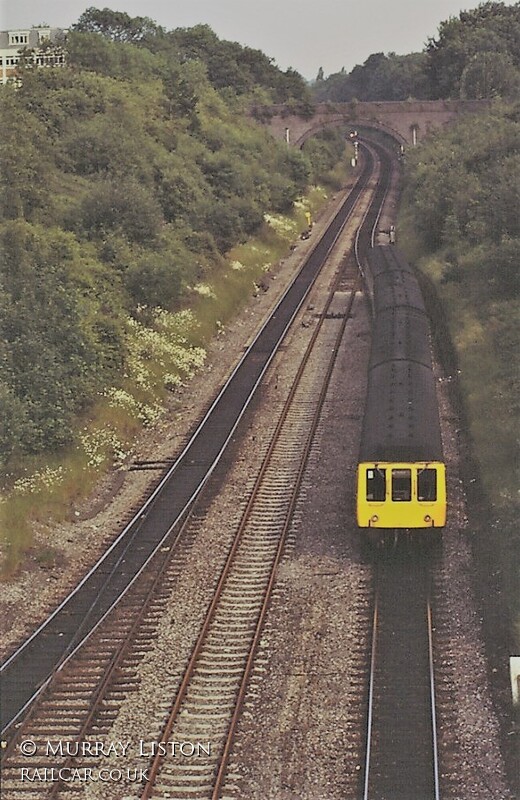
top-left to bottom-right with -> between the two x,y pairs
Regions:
356,246 -> 447,531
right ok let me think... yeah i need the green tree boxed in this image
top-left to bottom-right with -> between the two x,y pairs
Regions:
0,222 -> 124,459
73,7 -> 163,42
73,179 -> 163,244
0,89 -> 55,222
313,51 -> 429,102
67,30 -> 161,80
124,251 -> 183,308
460,51 -> 520,98
427,2 -> 520,98
0,16 -> 334,471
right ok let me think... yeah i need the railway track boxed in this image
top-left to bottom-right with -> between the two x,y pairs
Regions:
362,544 -> 440,800
0,145 -> 377,737
0,140 -> 393,799
140,204 -> 366,800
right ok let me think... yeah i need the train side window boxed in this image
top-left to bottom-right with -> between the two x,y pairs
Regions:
366,468 -> 386,501
418,468 -> 437,501
392,469 -> 411,501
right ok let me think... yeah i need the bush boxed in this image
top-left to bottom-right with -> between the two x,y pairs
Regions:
124,253 -> 183,309
0,221 -> 125,462
72,179 -> 163,243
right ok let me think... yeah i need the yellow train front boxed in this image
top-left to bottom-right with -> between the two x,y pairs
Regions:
357,246 -> 447,533
357,462 -> 446,528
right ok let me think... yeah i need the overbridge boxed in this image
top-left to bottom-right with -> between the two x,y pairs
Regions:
256,100 -> 490,147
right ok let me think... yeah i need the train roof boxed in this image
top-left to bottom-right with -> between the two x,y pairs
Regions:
368,245 -> 415,278
373,270 -> 426,315
359,360 -> 443,462
369,306 -> 432,370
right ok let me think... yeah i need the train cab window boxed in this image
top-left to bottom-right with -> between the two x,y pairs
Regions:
392,469 -> 411,501
366,468 -> 386,501
418,468 -> 437,501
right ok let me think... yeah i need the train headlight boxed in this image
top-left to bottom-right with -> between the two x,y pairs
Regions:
424,515 -> 431,522
371,515 -> 379,523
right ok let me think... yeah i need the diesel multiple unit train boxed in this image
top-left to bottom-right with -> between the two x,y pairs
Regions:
356,246 -> 447,532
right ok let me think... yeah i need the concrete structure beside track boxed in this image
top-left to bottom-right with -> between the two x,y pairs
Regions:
256,99 -> 491,147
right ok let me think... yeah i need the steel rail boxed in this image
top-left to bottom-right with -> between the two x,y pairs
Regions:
363,587 -> 379,800
211,210 -> 368,800
0,511 -> 189,773
1,153 -> 375,736
427,597 -> 441,800
214,137 -> 393,799
140,156 -> 380,799
362,557 -> 440,800
354,141 -> 393,307
359,139 -> 442,800
41,522 -> 190,800
142,140 -> 391,799
1,161 -> 370,678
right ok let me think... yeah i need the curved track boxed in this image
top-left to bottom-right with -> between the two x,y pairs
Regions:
0,140 -> 396,800
0,144 -> 381,736
140,198 -> 369,800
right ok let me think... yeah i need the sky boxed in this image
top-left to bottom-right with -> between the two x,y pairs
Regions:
0,0 -> 515,80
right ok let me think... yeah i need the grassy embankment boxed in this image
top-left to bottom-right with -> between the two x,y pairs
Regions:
0,183 -> 342,576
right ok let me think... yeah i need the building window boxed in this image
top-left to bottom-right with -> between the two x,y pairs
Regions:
9,33 -> 29,46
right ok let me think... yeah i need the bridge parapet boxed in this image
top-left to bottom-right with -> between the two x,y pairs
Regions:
255,99 -> 491,146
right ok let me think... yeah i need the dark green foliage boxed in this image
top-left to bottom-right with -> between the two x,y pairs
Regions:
303,127 -> 348,184
200,202 -> 244,253
0,381 -> 35,465
313,2 -> 520,103
155,158 -> 208,224
163,24 -> 311,103
162,65 -> 199,121
0,222 -> 124,463
0,88 -> 55,221
277,149 -> 311,197
67,30 -> 162,81
405,105 -> 520,277
0,17 -> 325,469
124,252 -> 182,309
401,95 -> 520,654
72,179 -> 163,244
314,51 -> 430,102
426,1 -> 520,99
71,16 -> 311,104
73,7 -> 164,43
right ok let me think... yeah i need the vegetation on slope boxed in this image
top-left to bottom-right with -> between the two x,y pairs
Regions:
0,10 -> 350,570
0,12 -> 329,470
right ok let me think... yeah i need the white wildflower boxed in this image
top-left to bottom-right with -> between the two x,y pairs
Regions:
193,283 -> 216,299
13,466 -> 64,496
263,213 -> 295,235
